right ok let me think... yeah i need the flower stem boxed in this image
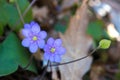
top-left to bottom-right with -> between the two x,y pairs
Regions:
40,60 -> 50,80
23,0 -> 37,17
15,0 -> 25,24
51,46 -> 100,66
12,0 -> 37,31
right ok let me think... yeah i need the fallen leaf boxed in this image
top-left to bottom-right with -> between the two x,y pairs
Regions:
108,42 -> 120,63
32,6 -> 49,22
90,61 -> 105,80
58,0 -> 93,80
61,0 -> 79,11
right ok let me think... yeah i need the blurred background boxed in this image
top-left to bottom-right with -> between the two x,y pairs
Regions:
0,0 -> 120,80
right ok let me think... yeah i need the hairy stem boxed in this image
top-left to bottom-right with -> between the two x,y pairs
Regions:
23,0 -> 37,17
40,60 -> 50,80
51,46 -> 100,66
15,0 -> 25,24
12,0 -> 37,31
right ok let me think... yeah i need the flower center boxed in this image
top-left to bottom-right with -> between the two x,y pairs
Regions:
50,48 -> 56,53
32,36 -> 38,41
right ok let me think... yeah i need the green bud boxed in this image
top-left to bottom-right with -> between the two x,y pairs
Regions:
9,0 -> 15,3
99,39 -> 111,49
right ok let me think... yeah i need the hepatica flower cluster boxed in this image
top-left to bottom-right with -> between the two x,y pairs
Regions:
21,21 -> 66,62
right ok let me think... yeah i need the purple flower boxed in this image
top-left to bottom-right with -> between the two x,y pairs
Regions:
21,21 -> 47,53
43,38 -> 66,62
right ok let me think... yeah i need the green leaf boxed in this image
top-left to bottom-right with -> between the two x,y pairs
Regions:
9,0 -> 15,3
17,0 -> 32,22
54,22 -> 67,33
54,16 -> 69,33
87,20 -> 104,40
9,0 -> 33,31
0,0 -> 32,31
0,3 -> 9,25
115,72 -> 120,80
0,24 -> 4,35
115,62 -> 120,79
5,3 -> 20,28
0,32 -> 37,76
99,39 -> 111,49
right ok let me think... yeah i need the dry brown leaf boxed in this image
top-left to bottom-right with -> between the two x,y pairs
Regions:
90,61 -> 105,80
33,49 -> 43,60
61,0 -> 79,11
108,42 -> 120,63
57,0 -> 93,80
32,6 -> 49,22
